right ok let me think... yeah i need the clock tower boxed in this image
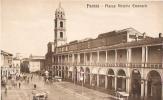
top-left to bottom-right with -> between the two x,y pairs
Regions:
54,3 -> 67,47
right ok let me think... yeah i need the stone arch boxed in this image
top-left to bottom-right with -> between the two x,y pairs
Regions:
56,66 -> 58,76
61,66 -> 64,79
68,66 -> 73,80
79,67 -> 84,83
91,67 -> 101,87
73,66 -> 78,83
64,66 -> 68,79
58,66 -> 62,77
131,69 -> 141,97
117,69 -> 126,91
107,69 -> 115,90
85,67 -> 90,85
146,70 -> 162,100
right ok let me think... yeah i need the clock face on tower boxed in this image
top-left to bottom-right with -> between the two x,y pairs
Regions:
54,3 -> 67,46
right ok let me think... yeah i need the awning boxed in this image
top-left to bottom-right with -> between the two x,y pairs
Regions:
68,66 -> 73,72
91,67 -> 101,74
99,67 -> 108,75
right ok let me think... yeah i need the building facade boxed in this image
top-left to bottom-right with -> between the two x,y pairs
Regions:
28,55 -> 45,73
48,4 -> 163,100
45,42 -> 55,71
1,50 -> 13,77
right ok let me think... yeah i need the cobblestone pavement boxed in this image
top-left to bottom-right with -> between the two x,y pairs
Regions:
1,75 -> 117,100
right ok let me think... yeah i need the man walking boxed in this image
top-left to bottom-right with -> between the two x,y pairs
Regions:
19,82 -> 21,88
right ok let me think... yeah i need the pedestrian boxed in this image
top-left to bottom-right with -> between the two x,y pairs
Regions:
19,82 -> 21,88
31,75 -> 33,81
5,85 -> 7,95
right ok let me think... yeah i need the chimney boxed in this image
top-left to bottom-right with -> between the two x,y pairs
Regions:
135,34 -> 138,41
159,33 -> 162,38
143,32 -> 146,38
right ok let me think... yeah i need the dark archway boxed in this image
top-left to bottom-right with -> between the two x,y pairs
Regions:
59,66 -> 61,77
117,69 -> 126,91
147,70 -> 162,100
107,69 -> 115,90
65,67 -> 68,79
62,67 -> 64,79
73,66 -> 77,83
131,69 -> 141,97
85,67 -> 90,85
53,66 -> 56,77
56,66 -> 58,76
80,67 -> 84,83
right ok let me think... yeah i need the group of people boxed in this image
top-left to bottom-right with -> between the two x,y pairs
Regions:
2,73 -> 35,95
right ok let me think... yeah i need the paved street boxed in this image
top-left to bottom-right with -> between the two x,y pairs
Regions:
1,75 -> 117,100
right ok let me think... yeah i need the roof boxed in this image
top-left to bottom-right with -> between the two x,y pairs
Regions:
1,50 -> 13,56
48,42 -> 54,44
98,27 -> 143,38
106,37 -> 163,49
30,56 -> 45,59
55,2 -> 64,14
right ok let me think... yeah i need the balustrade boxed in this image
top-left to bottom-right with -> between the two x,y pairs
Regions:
53,62 -> 163,69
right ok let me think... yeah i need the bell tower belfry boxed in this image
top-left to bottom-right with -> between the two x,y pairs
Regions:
54,3 -> 67,47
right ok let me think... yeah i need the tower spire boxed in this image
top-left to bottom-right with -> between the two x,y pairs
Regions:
54,2 -> 66,47
59,1 -> 61,8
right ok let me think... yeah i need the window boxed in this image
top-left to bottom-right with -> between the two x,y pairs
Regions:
60,32 -> 63,38
60,21 -> 63,27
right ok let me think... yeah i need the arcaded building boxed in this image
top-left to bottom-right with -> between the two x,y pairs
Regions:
48,4 -> 163,100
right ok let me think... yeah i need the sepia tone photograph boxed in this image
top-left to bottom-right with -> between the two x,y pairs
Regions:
1,0 -> 163,100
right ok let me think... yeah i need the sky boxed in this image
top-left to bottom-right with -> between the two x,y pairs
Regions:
1,0 -> 163,57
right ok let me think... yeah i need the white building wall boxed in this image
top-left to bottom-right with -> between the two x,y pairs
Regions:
29,61 -> 41,72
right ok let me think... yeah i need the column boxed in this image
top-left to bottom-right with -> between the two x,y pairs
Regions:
112,77 -> 114,89
57,66 -> 59,77
141,79 -> 148,97
144,80 -> 148,97
127,48 -> 132,66
97,75 -> 99,87
61,66 -> 63,78
84,52 -> 86,64
72,54 -> 74,64
61,55 -> 62,64
68,54 -> 70,64
115,50 -> 117,64
105,75 -> 108,89
105,51 -> 108,63
78,53 -> 80,64
142,47 -> 146,67
52,55 -> 54,65
97,51 -> 100,63
145,46 -> 148,67
90,52 -> 92,65
162,83 -> 163,100
141,79 -> 144,97
126,77 -> 131,93
83,73 -> 85,84
90,74 -> 92,86
115,76 -> 117,91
